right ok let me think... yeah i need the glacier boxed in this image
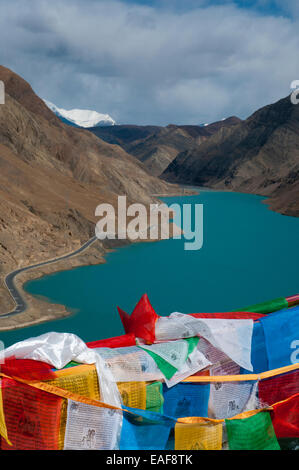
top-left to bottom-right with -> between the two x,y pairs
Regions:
44,99 -> 116,128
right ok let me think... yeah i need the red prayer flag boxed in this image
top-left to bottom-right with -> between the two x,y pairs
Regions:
0,357 -> 55,381
259,370 -> 299,406
189,312 -> 265,320
1,377 -> 63,450
271,394 -> 299,438
87,333 -> 136,349
117,294 -> 158,344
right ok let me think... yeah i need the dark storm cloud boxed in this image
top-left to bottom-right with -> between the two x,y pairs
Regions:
0,0 -> 298,125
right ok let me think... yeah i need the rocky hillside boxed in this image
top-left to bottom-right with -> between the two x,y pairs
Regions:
90,117 -> 241,176
163,96 -> 299,217
0,66 -> 176,281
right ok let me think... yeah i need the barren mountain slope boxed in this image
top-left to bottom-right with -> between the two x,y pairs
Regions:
163,96 -> 299,216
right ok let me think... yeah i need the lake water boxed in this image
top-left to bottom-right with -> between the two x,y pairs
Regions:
1,190 -> 299,347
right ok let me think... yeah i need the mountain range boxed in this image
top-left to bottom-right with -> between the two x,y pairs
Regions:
89,102 -> 299,217
90,117 -> 241,176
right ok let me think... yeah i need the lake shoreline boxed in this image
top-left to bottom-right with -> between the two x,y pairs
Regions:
0,188 -> 194,331
0,186 -> 297,333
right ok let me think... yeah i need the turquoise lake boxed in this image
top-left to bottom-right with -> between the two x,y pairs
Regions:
1,190 -> 299,347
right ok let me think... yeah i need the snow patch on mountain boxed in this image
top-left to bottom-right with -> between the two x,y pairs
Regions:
44,100 -> 116,128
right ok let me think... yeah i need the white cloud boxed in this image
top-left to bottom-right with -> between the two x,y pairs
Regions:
0,0 -> 298,124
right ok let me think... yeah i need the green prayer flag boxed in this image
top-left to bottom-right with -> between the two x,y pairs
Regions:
146,382 -> 164,413
236,297 -> 288,314
225,412 -> 280,450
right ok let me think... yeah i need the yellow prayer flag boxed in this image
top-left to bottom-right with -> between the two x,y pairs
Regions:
175,420 -> 223,450
47,364 -> 101,449
48,364 -> 100,400
118,381 -> 146,410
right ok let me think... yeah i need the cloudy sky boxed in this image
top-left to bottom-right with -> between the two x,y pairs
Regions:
1,0 -> 299,125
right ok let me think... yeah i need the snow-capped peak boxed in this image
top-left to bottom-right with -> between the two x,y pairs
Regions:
44,100 -> 116,128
